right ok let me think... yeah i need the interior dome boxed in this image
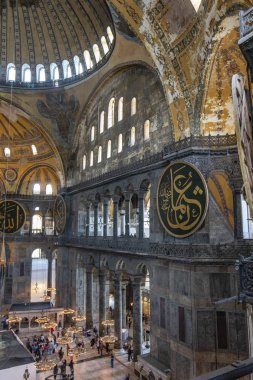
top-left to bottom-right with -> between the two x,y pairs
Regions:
0,0 -> 115,88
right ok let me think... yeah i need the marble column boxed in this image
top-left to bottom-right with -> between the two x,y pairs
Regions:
122,282 -> 127,329
94,203 -> 98,237
132,277 -> 142,361
85,206 -> 90,237
86,268 -> 93,329
47,255 -> 52,295
234,190 -> 243,239
120,210 -> 125,236
103,200 -> 108,237
113,200 -> 118,238
114,274 -> 122,348
99,270 -> 107,336
125,199 -> 130,237
138,198 -> 145,238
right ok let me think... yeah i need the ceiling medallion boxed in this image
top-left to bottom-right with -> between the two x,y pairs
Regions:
4,168 -> 17,182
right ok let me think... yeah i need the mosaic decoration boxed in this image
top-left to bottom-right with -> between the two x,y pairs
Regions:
157,161 -> 208,238
53,195 -> 66,234
0,200 -> 25,233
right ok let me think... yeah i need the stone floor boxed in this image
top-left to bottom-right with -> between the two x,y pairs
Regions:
37,349 -> 139,380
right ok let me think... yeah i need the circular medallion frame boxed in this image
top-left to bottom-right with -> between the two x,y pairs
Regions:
156,161 -> 209,238
0,200 -> 26,234
4,168 -> 17,182
53,195 -> 66,235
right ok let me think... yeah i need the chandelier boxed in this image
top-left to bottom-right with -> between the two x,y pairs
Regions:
47,287 -> 56,293
100,335 -> 117,344
101,319 -> 114,326
56,336 -> 73,345
35,311 -> 49,324
62,308 -> 75,315
40,291 -> 51,301
42,321 -> 57,329
72,308 -> 86,322
8,313 -> 21,325
35,359 -> 56,371
67,325 -> 83,334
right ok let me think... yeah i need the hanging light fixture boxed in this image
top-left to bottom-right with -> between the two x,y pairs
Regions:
35,310 -> 49,324
56,335 -> 73,345
100,335 -> 117,344
101,319 -> 114,326
62,308 -> 75,315
42,321 -> 57,329
35,359 -> 56,371
67,325 -> 83,334
8,312 -> 21,325
72,308 -> 86,322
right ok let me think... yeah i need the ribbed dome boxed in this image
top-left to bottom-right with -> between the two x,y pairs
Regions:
0,0 -> 115,88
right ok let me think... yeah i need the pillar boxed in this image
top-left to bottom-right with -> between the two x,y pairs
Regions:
234,190 -> 243,239
94,203 -> 98,237
113,200 -> 118,238
114,273 -> 122,348
138,198 -> 145,238
120,210 -> 125,236
103,199 -> 108,237
132,277 -> 142,361
122,282 -> 127,329
86,267 -> 93,329
99,270 -> 107,336
47,254 -> 52,295
125,199 -> 130,237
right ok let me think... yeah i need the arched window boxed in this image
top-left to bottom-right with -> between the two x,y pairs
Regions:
90,151 -> 94,167
100,111 -> 105,133
190,0 -> 201,11
131,97 -> 137,116
101,36 -> 109,54
93,44 -> 101,63
46,184 -> 53,195
36,64 -> 46,82
22,64 -> 31,82
144,120 -> 150,141
107,26 -> 114,43
33,183 -> 41,195
91,126 -> 95,141
107,140 -> 112,158
118,134 -> 123,153
6,63 -> 16,81
83,154 -> 86,170
32,215 -> 42,233
4,147 -> 10,157
74,55 -> 83,75
108,98 -> 115,128
31,145 -> 37,155
130,127 -> 135,146
62,60 -> 72,79
84,50 -> 93,70
98,146 -> 102,163
118,97 -> 123,122
30,248 -> 48,302
50,63 -> 60,81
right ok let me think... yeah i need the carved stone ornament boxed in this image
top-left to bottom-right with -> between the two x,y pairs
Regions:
156,161 -> 209,238
53,195 -> 66,235
0,200 -> 25,233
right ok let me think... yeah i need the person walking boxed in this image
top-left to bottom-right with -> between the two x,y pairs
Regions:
124,374 -> 130,380
53,364 -> 58,380
110,351 -> 115,368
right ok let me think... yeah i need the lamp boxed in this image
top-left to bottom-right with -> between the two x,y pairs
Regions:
62,308 -> 75,315
8,312 -> 21,325
42,321 -> 57,329
35,359 -> 56,371
100,335 -> 117,344
35,311 -> 49,324
72,308 -> 86,322
56,335 -> 73,345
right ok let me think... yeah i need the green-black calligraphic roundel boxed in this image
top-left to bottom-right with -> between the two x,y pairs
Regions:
157,161 -> 209,238
0,200 -> 26,233
53,195 -> 66,235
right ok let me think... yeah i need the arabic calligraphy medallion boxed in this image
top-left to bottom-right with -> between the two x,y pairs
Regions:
0,200 -> 26,233
53,195 -> 66,235
157,161 -> 208,238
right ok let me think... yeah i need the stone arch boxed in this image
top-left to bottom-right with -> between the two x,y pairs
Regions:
116,259 -> 126,271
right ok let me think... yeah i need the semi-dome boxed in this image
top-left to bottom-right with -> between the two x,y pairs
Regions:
0,0 -> 115,88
